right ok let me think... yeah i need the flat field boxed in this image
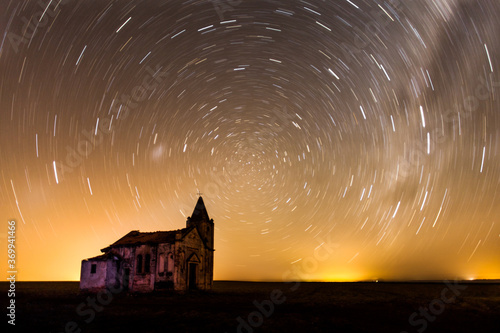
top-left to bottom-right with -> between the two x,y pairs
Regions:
2,281 -> 499,332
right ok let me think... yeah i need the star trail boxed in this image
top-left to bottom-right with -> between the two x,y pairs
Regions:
1,0 -> 499,282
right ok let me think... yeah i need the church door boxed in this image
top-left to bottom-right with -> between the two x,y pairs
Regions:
188,263 -> 197,290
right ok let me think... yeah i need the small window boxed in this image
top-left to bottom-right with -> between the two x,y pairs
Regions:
136,255 -> 143,274
145,254 -> 151,273
90,263 -> 97,274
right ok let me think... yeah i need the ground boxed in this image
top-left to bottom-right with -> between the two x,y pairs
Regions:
2,281 -> 499,332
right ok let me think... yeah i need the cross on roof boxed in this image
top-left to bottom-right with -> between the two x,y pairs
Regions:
197,191 -> 203,196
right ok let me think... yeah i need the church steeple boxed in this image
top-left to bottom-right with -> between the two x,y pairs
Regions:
186,195 -> 214,249
190,196 -> 210,223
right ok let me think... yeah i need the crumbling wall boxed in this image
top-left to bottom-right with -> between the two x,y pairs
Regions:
109,247 -> 133,290
80,260 -> 107,291
131,244 -> 155,292
174,228 -> 210,291
156,243 -> 175,289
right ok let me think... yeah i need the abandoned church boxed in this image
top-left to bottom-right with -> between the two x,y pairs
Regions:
80,196 -> 214,292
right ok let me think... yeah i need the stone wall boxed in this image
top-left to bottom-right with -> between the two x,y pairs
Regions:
80,260 -> 107,291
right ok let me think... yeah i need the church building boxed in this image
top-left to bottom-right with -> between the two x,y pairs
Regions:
80,196 -> 214,292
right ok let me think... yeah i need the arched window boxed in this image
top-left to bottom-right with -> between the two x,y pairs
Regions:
145,254 -> 151,273
136,255 -> 143,274
167,253 -> 174,273
159,254 -> 165,274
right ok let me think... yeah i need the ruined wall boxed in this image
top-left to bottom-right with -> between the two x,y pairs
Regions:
173,228 -> 211,291
155,243 -> 175,289
130,244 -> 156,292
204,247 -> 214,289
80,260 -> 107,291
107,247 -> 133,291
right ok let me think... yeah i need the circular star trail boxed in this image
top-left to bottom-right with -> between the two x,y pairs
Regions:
1,0 -> 499,281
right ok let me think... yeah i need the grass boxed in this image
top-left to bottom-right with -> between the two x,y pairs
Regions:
2,281 -> 499,332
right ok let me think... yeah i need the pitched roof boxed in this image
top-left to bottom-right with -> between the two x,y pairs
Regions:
84,253 -> 109,261
98,197 -> 215,253
84,252 -> 122,262
100,227 -> 193,252
190,196 -> 211,223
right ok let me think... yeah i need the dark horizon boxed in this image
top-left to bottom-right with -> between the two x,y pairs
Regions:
4,278 -> 500,283
3,281 -> 499,332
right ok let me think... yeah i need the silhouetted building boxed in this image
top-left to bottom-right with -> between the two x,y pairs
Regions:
80,196 -> 214,292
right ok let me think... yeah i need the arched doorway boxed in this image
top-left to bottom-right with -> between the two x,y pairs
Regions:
188,263 -> 197,290
186,253 -> 201,290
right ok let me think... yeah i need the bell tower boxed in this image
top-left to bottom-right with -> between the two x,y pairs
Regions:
186,195 -> 214,249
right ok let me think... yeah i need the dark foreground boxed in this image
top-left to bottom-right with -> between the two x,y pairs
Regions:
2,281 -> 499,332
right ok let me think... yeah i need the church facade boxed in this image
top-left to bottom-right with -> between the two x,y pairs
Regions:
80,196 -> 214,292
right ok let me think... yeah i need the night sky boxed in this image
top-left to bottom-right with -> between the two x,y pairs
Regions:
1,0 -> 499,282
